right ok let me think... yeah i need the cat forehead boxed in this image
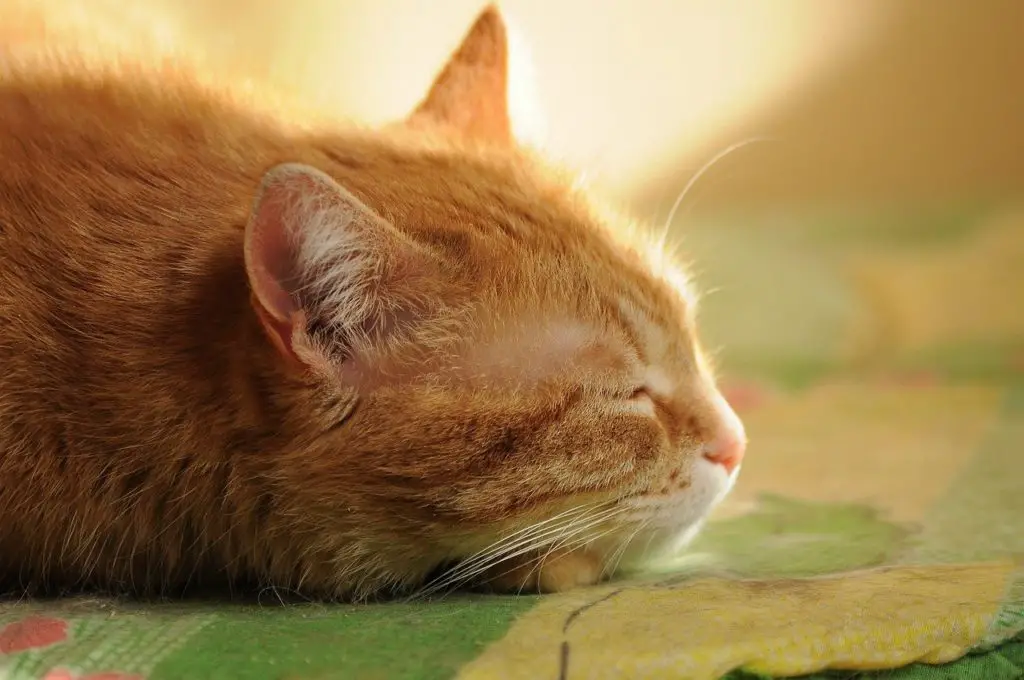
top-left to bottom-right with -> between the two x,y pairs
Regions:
451,288 -> 698,387
318,138 -> 573,231
454,316 -> 633,385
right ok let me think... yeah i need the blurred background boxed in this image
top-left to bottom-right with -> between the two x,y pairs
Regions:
16,0 -> 1021,214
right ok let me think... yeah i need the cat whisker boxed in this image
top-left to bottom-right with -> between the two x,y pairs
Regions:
410,517 -> 599,600
410,504 -> 628,600
257,583 -> 316,607
658,136 -> 776,248
638,522 -> 662,566
514,523 -> 625,595
416,502 -> 605,590
409,515 -> 606,599
602,518 -> 651,581
431,504 -> 625,588
428,515 -> 618,599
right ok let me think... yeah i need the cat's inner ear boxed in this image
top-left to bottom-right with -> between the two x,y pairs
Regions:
244,163 -> 434,371
410,5 -> 514,145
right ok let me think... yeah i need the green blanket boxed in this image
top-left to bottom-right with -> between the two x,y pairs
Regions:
1,203 -> 1022,680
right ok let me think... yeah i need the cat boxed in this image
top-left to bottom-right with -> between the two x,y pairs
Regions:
0,5 -> 746,600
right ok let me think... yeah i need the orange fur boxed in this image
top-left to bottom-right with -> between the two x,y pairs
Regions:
0,5 -> 745,600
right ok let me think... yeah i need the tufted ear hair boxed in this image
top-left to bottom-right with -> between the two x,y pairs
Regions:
244,163 -> 438,371
408,5 -> 515,145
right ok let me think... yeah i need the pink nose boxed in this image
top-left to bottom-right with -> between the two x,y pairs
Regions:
701,390 -> 747,474
704,433 -> 746,474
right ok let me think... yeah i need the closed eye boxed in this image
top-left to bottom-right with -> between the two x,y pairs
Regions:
625,385 -> 657,416
628,386 -> 650,401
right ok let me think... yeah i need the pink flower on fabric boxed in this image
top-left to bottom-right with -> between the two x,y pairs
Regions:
42,670 -> 144,680
0,616 -> 68,654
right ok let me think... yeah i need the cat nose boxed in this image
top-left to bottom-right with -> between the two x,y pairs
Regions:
702,391 -> 747,474
704,432 -> 746,474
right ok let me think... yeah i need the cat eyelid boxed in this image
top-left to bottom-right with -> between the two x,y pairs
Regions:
626,385 -> 664,410
618,384 -> 659,419
626,380 -> 672,410
627,385 -> 650,400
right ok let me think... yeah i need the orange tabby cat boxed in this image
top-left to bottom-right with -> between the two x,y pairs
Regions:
0,5 -> 746,599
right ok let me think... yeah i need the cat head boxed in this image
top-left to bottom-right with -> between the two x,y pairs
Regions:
243,5 -> 745,595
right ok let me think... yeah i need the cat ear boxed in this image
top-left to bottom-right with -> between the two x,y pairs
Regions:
244,163 -> 435,371
409,5 -> 513,145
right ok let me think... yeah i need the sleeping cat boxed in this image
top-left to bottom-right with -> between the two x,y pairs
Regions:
0,5 -> 746,600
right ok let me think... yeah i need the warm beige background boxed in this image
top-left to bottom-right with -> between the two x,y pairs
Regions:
14,0 -> 1024,217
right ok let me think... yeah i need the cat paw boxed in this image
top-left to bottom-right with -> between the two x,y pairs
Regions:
482,549 -> 603,594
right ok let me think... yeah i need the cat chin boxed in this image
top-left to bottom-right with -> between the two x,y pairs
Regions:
596,457 -> 739,573
419,461 -> 739,596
